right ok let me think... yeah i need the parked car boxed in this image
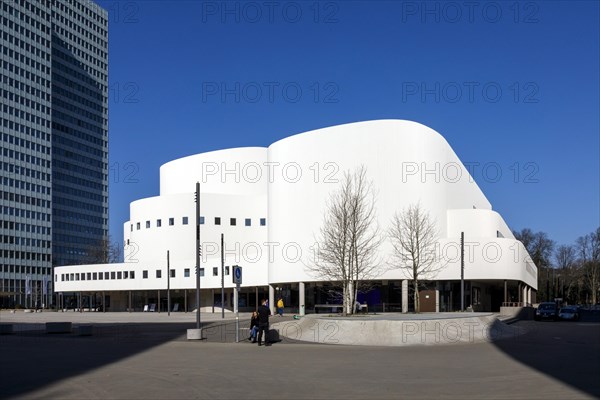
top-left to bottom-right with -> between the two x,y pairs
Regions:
558,306 -> 579,321
535,302 -> 559,321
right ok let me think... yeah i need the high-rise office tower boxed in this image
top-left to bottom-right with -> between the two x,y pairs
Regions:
0,0 -> 108,307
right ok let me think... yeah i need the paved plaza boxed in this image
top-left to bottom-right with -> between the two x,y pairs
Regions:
1,311 -> 599,399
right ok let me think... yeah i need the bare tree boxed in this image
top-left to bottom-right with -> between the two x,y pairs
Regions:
389,203 -> 441,313
307,166 -> 382,315
513,228 -> 555,301
555,244 -> 579,303
86,236 -> 122,264
576,228 -> 600,305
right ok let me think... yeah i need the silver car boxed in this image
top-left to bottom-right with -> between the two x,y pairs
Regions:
558,306 -> 579,321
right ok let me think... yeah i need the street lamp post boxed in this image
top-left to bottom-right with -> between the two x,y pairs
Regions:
187,182 -> 203,340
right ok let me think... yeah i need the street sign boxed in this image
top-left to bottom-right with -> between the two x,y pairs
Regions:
233,265 -> 242,285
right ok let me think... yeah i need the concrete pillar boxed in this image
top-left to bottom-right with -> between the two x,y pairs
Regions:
402,280 -> 408,313
255,287 -> 258,310
299,282 -> 306,316
527,287 -> 532,305
523,285 -> 528,306
503,280 -> 508,304
435,284 -> 440,313
269,285 -> 275,314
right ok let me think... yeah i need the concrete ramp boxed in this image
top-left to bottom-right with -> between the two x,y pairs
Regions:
271,314 -> 525,346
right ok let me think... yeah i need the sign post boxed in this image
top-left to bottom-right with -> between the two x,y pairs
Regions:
233,265 -> 242,343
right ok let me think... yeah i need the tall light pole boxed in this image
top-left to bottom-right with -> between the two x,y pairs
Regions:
195,182 -> 201,329
460,232 -> 465,312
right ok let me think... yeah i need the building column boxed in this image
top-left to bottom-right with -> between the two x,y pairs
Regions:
503,280 -> 508,304
402,280 -> 408,313
269,285 -> 275,314
435,283 -> 440,313
128,290 -> 132,312
184,289 -> 187,313
157,290 -> 160,313
523,285 -> 528,306
527,287 -> 532,305
255,286 -> 259,310
299,282 -> 306,316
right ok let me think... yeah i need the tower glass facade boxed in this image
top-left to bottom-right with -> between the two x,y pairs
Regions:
0,0 -> 108,308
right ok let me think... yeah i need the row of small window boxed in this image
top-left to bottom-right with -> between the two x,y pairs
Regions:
1,249 -> 50,261
53,108 -> 105,136
132,217 -> 267,231
1,265 -> 51,274
2,42 -> 51,75
2,162 -> 50,181
1,102 -> 51,130
1,191 -> 52,209
2,59 -> 49,90
2,129 -> 52,151
53,5 -> 108,48
1,70 -> 51,101
2,146 -> 51,169
60,270 -> 135,282
59,266 -> 235,282
53,120 -> 107,148
0,15 -> 50,54
1,234 -> 50,247
53,182 -> 106,203
0,219 -> 50,234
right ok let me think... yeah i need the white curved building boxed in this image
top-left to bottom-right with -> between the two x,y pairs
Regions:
54,120 -> 537,313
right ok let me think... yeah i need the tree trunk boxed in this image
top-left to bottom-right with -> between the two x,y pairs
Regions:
413,279 -> 419,313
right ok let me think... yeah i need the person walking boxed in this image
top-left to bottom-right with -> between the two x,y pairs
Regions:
257,299 -> 271,346
277,297 -> 284,317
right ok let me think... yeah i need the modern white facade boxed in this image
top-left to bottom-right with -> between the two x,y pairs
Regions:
54,120 -> 537,313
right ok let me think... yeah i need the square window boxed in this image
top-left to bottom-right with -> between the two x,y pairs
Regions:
81,273 -> 85,281
169,218 -> 174,226
260,218 -> 266,226
87,273 -> 91,280
156,270 -> 162,278
105,272 -> 109,280
230,218 -> 236,226
93,272 -> 97,280
111,271 -> 116,279
182,217 -> 188,225
99,273 -> 104,280
157,219 -> 162,227
136,222 -> 140,230
130,224 -> 133,231
213,267 -> 218,276
245,218 -> 251,226
146,221 -> 150,228
199,216 -> 205,225
75,273 -> 80,280
130,271 -> 135,279
143,270 -> 148,279
170,269 -> 176,278
225,266 -> 230,275
61,274 -> 65,281
124,271 -> 128,279
199,268 -> 205,277
215,217 -> 221,225
184,268 -> 190,277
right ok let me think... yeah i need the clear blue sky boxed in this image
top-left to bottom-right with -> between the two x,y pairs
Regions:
97,0 -> 599,250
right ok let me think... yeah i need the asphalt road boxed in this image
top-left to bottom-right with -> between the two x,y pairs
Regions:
1,319 -> 598,399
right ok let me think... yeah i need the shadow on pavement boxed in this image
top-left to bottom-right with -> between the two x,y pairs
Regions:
491,310 -> 600,398
0,319 -> 251,399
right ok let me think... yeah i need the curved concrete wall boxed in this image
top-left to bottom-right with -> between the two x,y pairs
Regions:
56,120 -> 537,293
